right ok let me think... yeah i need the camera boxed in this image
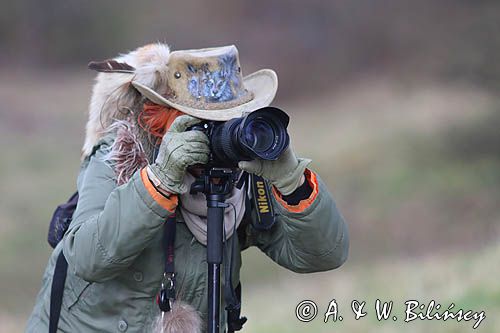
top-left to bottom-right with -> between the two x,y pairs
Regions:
188,107 -> 290,168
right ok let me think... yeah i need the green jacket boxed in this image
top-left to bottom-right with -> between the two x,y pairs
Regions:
26,139 -> 349,332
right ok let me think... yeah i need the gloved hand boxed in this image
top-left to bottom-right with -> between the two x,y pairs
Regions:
147,115 -> 210,194
238,145 -> 311,195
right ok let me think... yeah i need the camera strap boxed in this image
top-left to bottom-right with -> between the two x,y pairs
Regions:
223,208 -> 247,333
157,214 -> 177,312
249,174 -> 276,230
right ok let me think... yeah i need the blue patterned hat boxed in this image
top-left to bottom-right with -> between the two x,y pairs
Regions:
132,45 -> 278,121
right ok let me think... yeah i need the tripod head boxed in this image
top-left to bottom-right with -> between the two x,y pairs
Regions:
190,167 -> 240,198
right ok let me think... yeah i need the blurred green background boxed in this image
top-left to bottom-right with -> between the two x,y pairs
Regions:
1,1 -> 499,332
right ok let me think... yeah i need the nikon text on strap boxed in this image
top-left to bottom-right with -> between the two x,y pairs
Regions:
249,174 -> 276,230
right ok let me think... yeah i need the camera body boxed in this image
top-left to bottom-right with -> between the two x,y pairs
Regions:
188,107 -> 290,168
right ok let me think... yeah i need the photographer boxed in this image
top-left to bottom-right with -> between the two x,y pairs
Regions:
26,44 -> 349,333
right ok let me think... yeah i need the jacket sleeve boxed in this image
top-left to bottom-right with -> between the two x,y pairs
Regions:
249,169 -> 349,273
62,140 -> 177,282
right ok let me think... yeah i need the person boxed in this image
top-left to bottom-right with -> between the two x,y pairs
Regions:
26,43 -> 349,333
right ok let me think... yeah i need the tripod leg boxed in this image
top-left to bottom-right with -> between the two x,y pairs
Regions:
207,263 -> 221,333
207,194 -> 225,333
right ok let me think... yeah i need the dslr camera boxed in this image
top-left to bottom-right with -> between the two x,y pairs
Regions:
189,107 -> 290,168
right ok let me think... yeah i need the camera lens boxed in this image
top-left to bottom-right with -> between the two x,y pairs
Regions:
243,118 -> 275,152
238,107 -> 289,161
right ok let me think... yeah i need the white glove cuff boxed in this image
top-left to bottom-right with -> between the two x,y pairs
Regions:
147,164 -> 187,194
274,157 -> 312,196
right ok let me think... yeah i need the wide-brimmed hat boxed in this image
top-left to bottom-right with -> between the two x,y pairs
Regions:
84,43 -> 277,157
131,45 -> 278,121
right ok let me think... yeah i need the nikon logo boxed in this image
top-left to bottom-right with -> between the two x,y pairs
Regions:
256,181 -> 270,213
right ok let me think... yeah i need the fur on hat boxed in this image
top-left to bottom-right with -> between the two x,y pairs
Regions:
83,43 -> 171,158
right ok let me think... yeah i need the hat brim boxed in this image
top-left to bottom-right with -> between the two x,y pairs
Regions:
131,69 -> 278,121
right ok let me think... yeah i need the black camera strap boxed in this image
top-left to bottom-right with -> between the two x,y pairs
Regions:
158,214 -> 177,312
249,174 -> 276,230
222,196 -> 247,332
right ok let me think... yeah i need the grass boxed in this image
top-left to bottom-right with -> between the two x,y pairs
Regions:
241,241 -> 500,332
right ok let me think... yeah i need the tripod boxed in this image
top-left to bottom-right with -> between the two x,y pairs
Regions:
190,167 -> 239,333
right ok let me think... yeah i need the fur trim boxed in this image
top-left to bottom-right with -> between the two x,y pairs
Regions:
103,119 -> 148,185
83,43 -> 171,158
152,301 -> 203,333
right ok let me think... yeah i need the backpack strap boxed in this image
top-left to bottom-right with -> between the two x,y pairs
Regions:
47,192 -> 79,248
48,190 -> 80,332
49,251 -> 68,333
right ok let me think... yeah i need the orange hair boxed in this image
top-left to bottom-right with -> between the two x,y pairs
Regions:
138,102 -> 185,143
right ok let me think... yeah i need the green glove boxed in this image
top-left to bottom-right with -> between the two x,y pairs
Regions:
238,145 -> 311,195
147,115 -> 210,194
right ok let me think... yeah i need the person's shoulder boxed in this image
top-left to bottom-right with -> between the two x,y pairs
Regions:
78,134 -> 117,184
79,134 -> 115,165
91,134 -> 116,158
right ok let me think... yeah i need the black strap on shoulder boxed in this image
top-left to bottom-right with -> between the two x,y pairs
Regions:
49,251 -> 68,333
48,191 -> 78,332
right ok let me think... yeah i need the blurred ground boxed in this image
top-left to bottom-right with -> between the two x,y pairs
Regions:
241,241 -> 500,332
0,69 -> 499,332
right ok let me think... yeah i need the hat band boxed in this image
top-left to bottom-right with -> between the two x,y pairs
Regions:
168,89 -> 254,110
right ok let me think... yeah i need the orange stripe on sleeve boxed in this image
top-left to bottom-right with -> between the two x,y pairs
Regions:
272,169 -> 319,214
140,168 -> 178,213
